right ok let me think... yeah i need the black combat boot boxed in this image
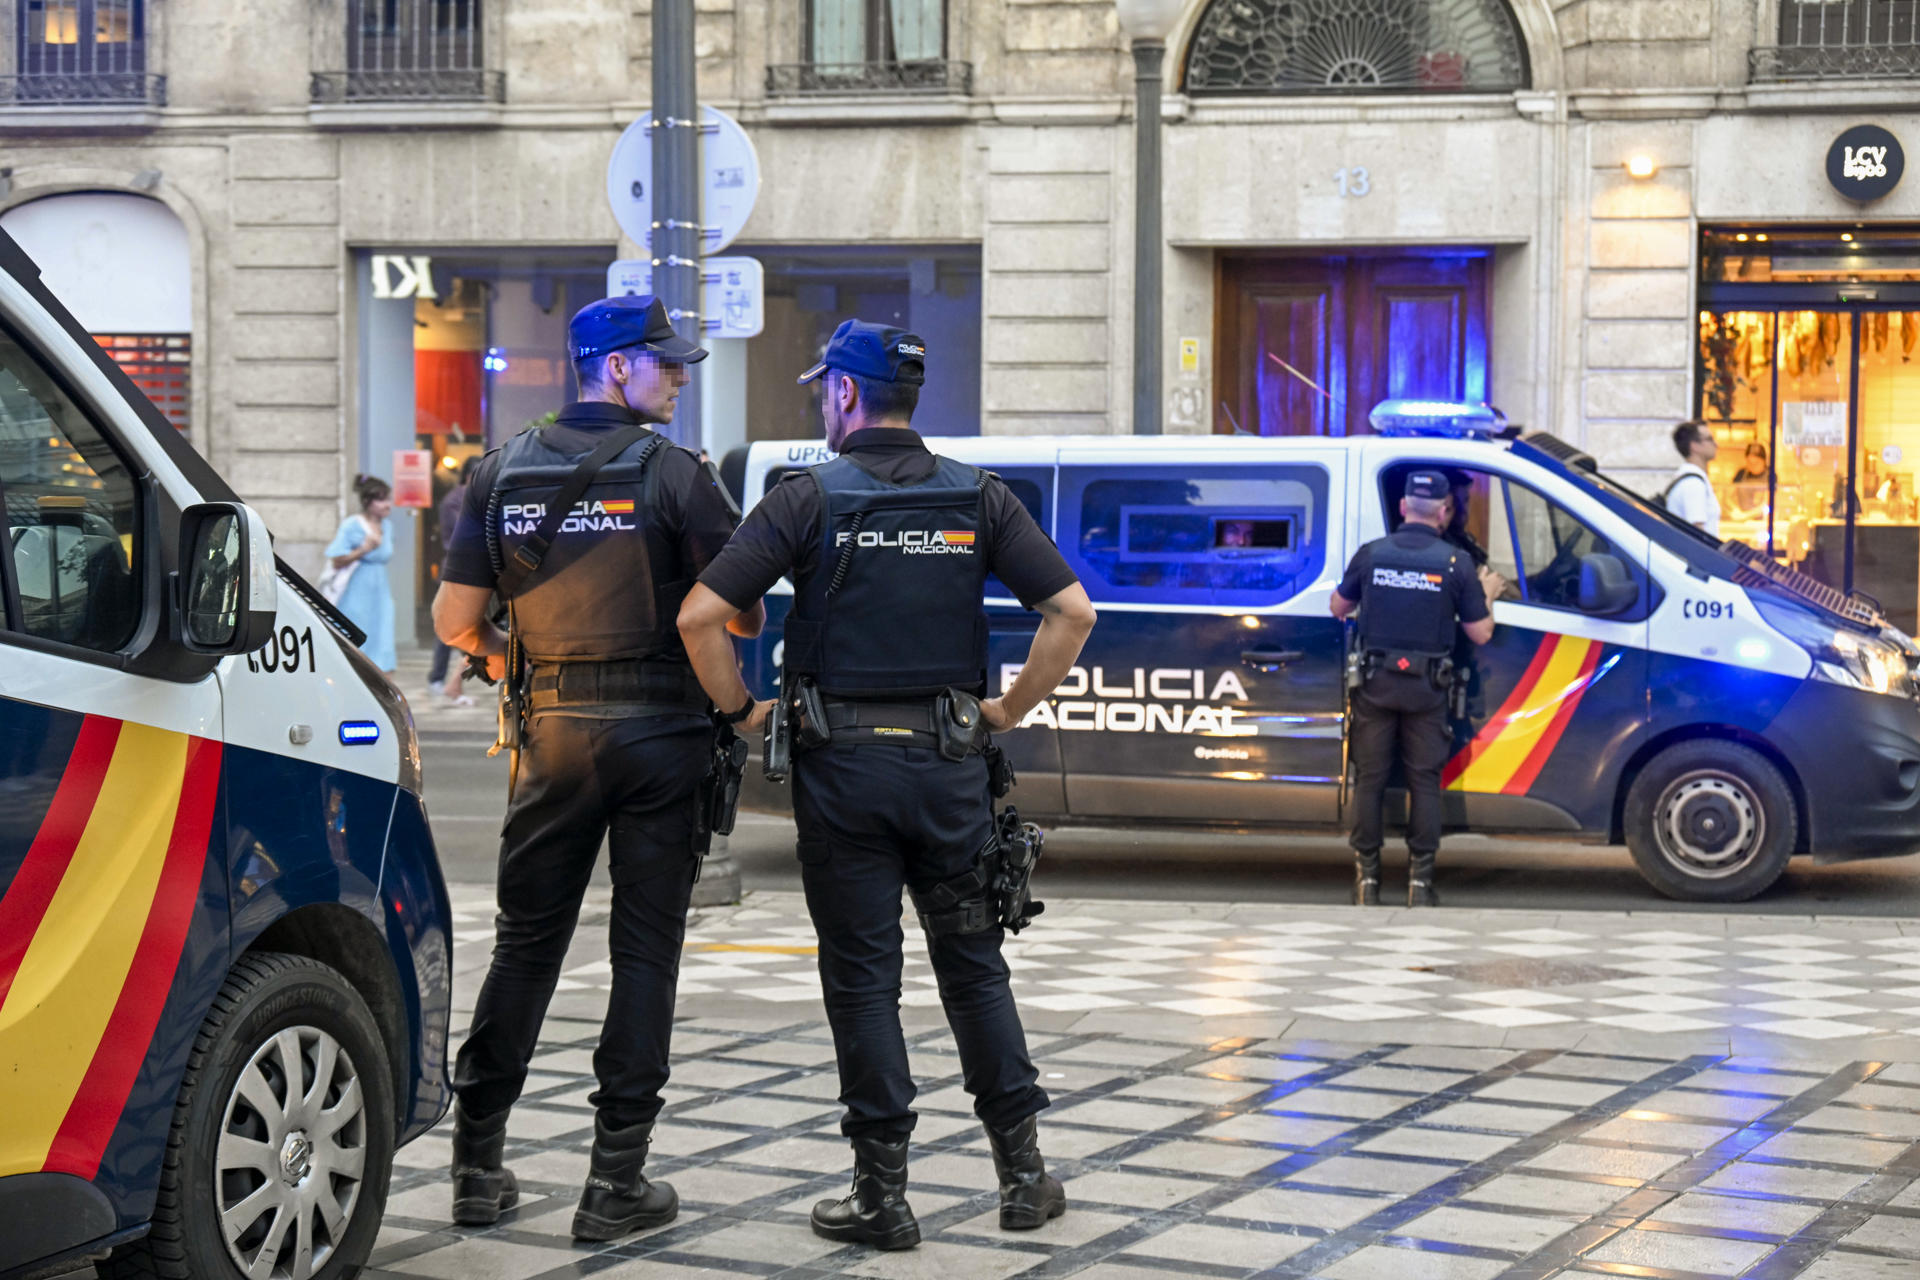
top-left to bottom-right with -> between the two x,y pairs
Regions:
450,1102 -> 519,1226
985,1116 -> 1066,1230
1408,853 -> 1440,908
810,1136 -> 920,1250
572,1115 -> 679,1242
1352,851 -> 1381,907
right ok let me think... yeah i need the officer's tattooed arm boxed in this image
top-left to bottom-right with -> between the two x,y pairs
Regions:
677,584 -> 776,732
982,582 -> 1097,733
432,582 -> 509,681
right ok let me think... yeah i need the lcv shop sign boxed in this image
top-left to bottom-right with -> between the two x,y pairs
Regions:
1828,124 -> 1904,202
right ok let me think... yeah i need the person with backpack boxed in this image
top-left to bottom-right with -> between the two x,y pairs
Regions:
1665,420 -> 1720,537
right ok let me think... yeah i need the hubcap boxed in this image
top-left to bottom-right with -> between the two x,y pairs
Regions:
1656,772 -> 1764,880
217,1026 -> 367,1280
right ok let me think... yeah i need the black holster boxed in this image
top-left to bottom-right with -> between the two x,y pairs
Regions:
935,687 -> 987,762
700,725 -> 749,855
763,689 -> 792,783
910,805 -> 1047,940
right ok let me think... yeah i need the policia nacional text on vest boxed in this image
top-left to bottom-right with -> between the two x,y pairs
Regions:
433,294 -> 750,1248
1331,468 -> 1493,910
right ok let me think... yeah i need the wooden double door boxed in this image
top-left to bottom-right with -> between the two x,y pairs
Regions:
1216,251 -> 1491,437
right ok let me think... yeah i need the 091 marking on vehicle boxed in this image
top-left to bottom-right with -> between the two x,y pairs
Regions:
246,624 -> 317,675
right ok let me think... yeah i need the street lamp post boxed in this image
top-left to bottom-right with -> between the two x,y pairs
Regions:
1116,0 -> 1185,436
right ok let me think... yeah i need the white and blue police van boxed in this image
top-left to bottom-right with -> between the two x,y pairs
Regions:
733,405 -> 1920,904
0,227 -> 451,1280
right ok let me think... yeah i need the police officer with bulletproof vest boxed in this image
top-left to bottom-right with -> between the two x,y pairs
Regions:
1330,470 -> 1494,907
678,320 -> 1098,1251
432,294 -> 764,1241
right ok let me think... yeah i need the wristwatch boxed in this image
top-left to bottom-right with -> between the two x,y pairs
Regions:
717,696 -> 755,726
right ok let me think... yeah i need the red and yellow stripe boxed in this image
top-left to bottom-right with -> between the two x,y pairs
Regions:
601,499 -> 636,514
1443,635 -> 1605,796
0,715 -> 222,1180
940,530 -> 977,546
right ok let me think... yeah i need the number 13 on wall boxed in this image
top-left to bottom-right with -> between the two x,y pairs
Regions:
1335,167 -> 1371,197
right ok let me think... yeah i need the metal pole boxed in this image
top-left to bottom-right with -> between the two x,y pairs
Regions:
1131,38 -> 1164,436
652,0 -> 702,450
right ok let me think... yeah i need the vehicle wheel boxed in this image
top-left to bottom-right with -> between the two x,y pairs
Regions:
1625,739 -> 1797,903
101,952 -> 394,1280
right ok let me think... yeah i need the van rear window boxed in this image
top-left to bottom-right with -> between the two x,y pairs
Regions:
1061,464 -> 1327,606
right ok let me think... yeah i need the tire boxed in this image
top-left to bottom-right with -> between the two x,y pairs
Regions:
101,952 -> 395,1280
1625,739 -> 1797,902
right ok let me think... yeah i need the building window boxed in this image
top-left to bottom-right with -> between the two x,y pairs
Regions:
6,0 -> 162,105
1753,1 -> 1920,81
96,334 -> 189,435
766,0 -> 969,95
312,0 -> 502,103
1184,0 -> 1528,95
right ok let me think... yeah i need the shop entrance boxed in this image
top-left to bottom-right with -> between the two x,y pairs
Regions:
1214,250 -> 1490,437
1698,226 -> 1920,635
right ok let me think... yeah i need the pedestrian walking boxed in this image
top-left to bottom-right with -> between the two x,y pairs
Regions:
678,319 -> 1097,1250
427,456 -> 480,703
430,294 -> 762,1241
323,474 -> 398,672
1331,469 -> 1494,907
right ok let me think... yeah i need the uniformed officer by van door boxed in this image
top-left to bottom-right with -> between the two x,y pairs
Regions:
677,320 -> 1098,1251
1330,470 -> 1494,907
431,295 -> 765,1241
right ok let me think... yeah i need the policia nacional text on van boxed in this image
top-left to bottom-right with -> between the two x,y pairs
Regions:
1331,469 -> 1494,908
679,321 -> 1098,1251
432,295 -> 764,1242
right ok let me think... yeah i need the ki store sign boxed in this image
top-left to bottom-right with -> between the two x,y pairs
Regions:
607,256 -> 764,340
1827,124 -> 1904,202
605,106 -> 761,254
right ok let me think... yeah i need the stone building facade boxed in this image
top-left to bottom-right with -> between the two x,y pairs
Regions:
1,0 -> 1916,633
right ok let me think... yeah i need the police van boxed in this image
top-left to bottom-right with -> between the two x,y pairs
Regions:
0,230 -> 450,1279
735,411 -> 1920,904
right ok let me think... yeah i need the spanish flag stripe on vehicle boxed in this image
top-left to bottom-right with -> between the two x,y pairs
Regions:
0,715 -> 123,1012
1443,636 -> 1600,795
43,735 -> 223,1179
1439,637 -> 1558,788
1502,641 -> 1605,796
0,722 -> 189,1178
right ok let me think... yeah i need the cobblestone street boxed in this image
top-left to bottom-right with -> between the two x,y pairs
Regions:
339,890 -> 1920,1280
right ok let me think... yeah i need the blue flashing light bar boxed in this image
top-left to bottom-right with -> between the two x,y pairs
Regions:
1369,399 -> 1507,438
339,720 -> 382,746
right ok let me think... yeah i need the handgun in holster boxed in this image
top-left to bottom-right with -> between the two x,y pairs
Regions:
991,806 -> 1046,934
694,723 -> 750,878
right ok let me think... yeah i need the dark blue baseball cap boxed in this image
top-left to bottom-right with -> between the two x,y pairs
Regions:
798,320 -> 927,386
1405,469 -> 1452,500
568,295 -> 708,364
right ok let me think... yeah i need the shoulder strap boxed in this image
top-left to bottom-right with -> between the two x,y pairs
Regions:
497,425 -> 659,595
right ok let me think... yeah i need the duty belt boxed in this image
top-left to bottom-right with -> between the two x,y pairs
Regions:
820,697 -> 944,748
527,660 -> 710,715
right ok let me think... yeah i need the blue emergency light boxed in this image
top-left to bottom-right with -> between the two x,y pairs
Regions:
1368,399 -> 1507,438
339,720 -> 381,745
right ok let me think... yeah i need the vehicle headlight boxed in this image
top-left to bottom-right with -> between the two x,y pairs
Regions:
1756,597 -> 1914,697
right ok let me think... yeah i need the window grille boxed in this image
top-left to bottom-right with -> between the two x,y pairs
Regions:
1184,0 -> 1528,95
6,0 -> 162,105
767,0 -> 969,95
95,333 -> 189,436
312,0 -> 501,102
1753,0 -> 1920,80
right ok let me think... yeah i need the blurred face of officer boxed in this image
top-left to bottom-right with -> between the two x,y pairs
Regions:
596,347 -> 690,423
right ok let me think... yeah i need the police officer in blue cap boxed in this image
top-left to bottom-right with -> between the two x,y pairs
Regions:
432,294 -> 764,1240
679,320 -> 1097,1251
1330,469 -> 1494,907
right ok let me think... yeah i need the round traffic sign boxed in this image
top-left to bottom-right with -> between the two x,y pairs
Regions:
606,106 -> 761,254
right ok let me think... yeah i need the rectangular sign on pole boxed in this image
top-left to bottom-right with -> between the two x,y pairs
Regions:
606,256 -> 764,340
392,449 -> 434,508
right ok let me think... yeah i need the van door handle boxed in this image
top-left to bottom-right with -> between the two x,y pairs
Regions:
1241,648 -> 1305,671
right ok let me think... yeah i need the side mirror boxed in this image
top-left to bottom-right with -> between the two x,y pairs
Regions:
1577,552 -> 1638,615
177,502 -> 277,653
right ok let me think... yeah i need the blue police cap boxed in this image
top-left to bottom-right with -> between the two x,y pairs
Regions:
568,295 -> 707,364
1404,469 -> 1452,500
798,320 -> 927,386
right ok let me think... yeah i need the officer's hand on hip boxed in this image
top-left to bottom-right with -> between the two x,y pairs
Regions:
744,699 -> 776,734
981,696 -> 1018,733
484,652 -> 507,682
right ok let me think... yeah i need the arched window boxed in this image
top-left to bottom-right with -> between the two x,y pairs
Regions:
1184,0 -> 1528,95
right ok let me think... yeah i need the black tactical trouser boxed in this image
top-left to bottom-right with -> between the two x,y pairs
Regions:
453,712 -> 712,1128
1349,674 -> 1451,860
792,742 -> 1048,1142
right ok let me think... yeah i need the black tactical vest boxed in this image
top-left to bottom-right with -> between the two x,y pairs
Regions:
783,454 -> 991,698
485,425 -> 692,664
1358,526 -> 1461,659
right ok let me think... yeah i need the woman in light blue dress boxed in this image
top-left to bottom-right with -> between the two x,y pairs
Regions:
326,474 -> 398,672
